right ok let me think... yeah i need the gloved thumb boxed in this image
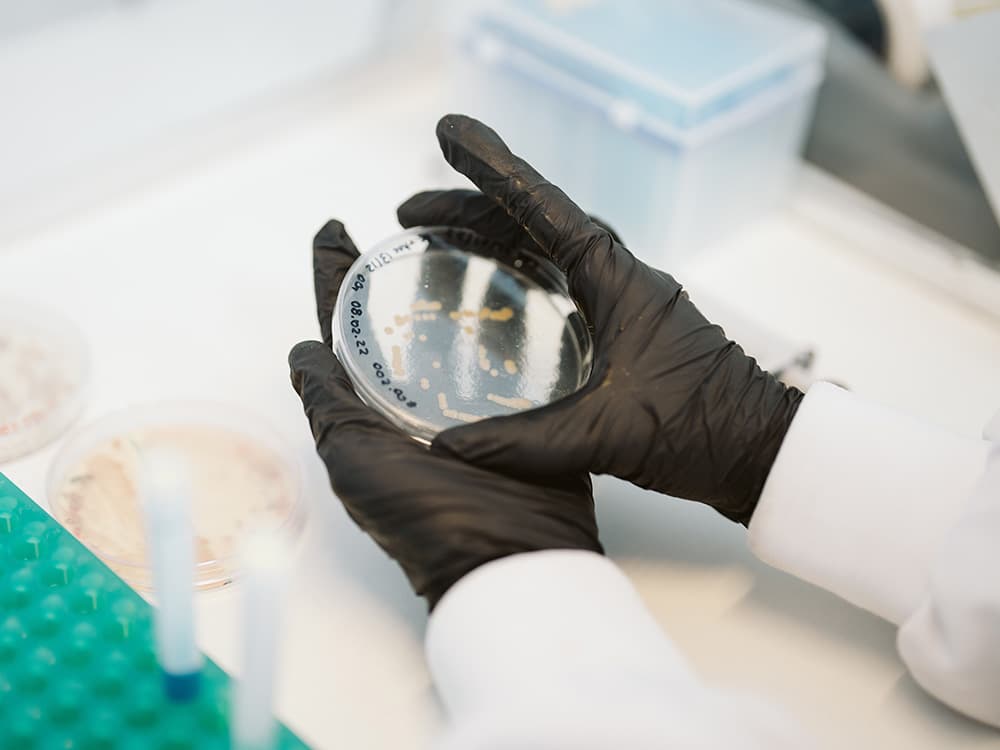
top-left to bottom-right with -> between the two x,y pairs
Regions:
430,368 -> 609,480
289,340 -> 345,404
313,220 -> 361,348
289,341 -> 377,449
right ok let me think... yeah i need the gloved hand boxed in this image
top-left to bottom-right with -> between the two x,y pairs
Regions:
400,115 -> 804,525
289,220 -> 603,610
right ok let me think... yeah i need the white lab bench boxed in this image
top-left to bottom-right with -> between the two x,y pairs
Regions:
2,56 -> 999,749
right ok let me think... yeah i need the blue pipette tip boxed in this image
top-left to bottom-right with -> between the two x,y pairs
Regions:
163,669 -> 201,702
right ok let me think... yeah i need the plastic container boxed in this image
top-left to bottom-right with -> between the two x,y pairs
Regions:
46,402 -> 304,591
0,298 -> 89,464
0,473 -> 310,749
333,226 -> 592,442
450,0 -> 827,267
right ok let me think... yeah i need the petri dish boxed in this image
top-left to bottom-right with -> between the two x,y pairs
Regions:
333,226 -> 592,442
47,402 -> 304,591
0,297 -> 89,464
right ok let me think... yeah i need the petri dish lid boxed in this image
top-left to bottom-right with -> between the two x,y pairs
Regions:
0,297 -> 90,464
464,0 -> 826,132
46,402 -> 304,591
333,226 -> 592,443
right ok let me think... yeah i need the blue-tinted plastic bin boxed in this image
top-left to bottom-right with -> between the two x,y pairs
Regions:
449,0 -> 827,267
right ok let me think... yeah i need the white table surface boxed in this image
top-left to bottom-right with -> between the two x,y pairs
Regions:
2,55 -> 999,749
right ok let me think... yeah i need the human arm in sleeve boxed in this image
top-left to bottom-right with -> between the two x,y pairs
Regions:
897,425 -> 1000,727
427,550 -> 810,750
748,383 -> 998,726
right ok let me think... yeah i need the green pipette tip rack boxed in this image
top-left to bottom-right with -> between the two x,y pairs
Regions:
0,473 -> 310,750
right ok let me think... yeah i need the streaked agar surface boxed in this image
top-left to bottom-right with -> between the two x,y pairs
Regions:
334,227 -> 592,442
48,405 -> 302,590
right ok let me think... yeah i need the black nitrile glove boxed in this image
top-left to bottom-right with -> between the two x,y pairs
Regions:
289,220 -> 603,610
401,115 -> 804,525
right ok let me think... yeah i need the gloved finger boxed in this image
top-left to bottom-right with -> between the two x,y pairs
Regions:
313,220 -> 361,348
588,215 -> 623,245
398,189 -> 625,248
289,341 -> 437,540
430,362 -> 611,480
288,341 -> 401,454
435,115 -> 618,319
433,116 -> 625,322
397,190 -> 530,248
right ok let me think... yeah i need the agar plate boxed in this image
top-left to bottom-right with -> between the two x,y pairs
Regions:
47,402 -> 304,591
0,298 -> 89,463
333,227 -> 592,442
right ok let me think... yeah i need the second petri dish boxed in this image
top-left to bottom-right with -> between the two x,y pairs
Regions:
47,402 -> 303,591
0,297 -> 89,463
334,226 -> 592,442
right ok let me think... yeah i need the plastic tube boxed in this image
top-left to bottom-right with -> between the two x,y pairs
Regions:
231,530 -> 291,750
139,449 -> 203,701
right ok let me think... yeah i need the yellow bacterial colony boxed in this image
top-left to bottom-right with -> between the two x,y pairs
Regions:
437,392 -> 482,424
487,393 -> 533,410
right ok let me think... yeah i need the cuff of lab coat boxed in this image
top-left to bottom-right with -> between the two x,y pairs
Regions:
748,382 -> 990,624
425,550 -> 697,720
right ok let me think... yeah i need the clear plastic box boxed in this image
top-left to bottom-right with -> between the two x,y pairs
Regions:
450,0 -> 827,268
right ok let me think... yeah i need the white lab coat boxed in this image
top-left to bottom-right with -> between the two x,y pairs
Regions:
425,383 -> 999,748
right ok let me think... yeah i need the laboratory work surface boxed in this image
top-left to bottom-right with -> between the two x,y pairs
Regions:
2,58 -> 999,749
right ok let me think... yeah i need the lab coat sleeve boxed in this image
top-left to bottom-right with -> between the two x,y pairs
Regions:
896,437 -> 1000,726
426,550 -> 810,750
749,382 -> 998,726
